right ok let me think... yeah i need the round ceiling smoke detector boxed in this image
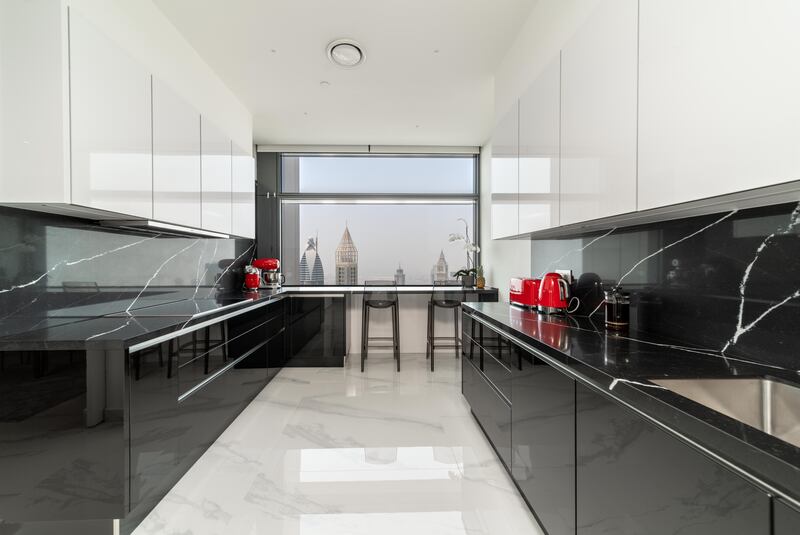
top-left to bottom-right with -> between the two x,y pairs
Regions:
327,39 -> 365,68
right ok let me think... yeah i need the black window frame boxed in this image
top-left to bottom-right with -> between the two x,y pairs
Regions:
277,152 -> 481,286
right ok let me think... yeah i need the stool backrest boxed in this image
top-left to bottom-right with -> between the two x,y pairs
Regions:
430,280 -> 464,303
364,280 -> 398,304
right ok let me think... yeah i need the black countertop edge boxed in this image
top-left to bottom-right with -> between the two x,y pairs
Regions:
0,287 -> 498,351
281,285 -> 498,294
462,301 -> 800,505
0,291 -> 289,351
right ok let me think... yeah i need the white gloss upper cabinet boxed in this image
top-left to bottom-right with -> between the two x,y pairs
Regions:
638,0 -> 800,210
152,78 -> 201,228
201,118 -> 232,235
560,0 -> 638,226
491,103 -> 519,239
0,1 -> 69,204
519,56 -> 560,234
69,9 -> 153,219
231,144 -> 255,239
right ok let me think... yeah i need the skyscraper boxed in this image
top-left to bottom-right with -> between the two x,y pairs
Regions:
431,250 -> 449,283
394,264 -> 406,285
299,235 -> 325,285
335,225 -> 358,285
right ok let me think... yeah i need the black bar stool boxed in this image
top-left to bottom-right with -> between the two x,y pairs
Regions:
361,280 -> 400,372
426,281 -> 464,372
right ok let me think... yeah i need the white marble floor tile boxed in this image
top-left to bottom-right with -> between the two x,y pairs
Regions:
132,354 -> 543,535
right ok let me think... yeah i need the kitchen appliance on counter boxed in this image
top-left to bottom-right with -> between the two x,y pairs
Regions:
252,258 -> 284,289
510,277 -> 540,308
538,272 -> 571,314
243,265 -> 261,290
604,286 -> 630,330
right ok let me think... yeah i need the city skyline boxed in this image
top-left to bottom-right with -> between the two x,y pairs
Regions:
295,219 -> 463,285
287,204 -> 474,285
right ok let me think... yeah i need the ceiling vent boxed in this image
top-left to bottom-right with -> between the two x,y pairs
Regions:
327,39 -> 365,68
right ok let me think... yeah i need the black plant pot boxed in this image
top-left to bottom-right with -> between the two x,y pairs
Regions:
461,275 -> 475,288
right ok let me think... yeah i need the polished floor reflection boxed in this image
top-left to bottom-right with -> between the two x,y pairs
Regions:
133,354 -> 542,535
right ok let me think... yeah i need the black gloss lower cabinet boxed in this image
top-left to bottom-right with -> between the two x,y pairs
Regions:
576,383 -> 770,535
0,350 -> 125,535
462,357 -> 511,468
774,499 -> 800,534
287,295 -> 345,367
511,348 -> 575,535
127,302 -> 286,533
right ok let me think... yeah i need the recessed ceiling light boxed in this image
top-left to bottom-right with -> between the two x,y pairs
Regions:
327,39 -> 365,68
320,80 -> 331,87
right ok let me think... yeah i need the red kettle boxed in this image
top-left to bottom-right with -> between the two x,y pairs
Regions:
538,272 -> 570,314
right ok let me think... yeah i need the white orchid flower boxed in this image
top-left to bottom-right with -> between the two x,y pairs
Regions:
448,233 -> 464,242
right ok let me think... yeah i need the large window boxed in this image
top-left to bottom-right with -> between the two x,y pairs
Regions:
280,154 -> 478,286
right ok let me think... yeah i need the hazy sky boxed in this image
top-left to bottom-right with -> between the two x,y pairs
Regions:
283,156 -> 477,284
296,204 -> 475,284
287,156 -> 474,194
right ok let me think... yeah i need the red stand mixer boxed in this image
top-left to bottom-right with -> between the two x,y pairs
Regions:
251,258 -> 284,289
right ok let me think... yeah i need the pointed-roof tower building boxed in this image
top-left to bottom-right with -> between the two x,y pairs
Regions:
299,235 -> 325,285
335,225 -> 359,285
431,250 -> 449,283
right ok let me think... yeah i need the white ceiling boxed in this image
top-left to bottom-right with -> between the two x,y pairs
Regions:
153,0 -> 537,146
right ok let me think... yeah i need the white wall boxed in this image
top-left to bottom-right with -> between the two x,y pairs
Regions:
68,0 -> 252,152
347,294 -> 463,356
479,144 -> 531,302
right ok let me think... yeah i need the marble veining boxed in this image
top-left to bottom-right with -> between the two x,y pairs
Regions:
467,301 -> 800,503
0,206 -> 254,339
0,235 -> 159,296
132,355 -> 543,535
587,209 -> 739,317
608,378 -> 667,391
531,200 -> 800,370
723,202 -> 800,353
537,227 -> 617,278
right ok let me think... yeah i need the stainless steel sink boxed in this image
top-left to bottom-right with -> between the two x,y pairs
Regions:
650,378 -> 800,449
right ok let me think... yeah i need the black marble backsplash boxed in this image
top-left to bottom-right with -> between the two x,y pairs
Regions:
531,201 -> 800,370
0,206 -> 254,337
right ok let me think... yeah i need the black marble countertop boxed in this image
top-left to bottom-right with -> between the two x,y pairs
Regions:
281,285 -> 498,294
0,285 -> 497,351
463,301 -> 800,504
0,289 -> 287,351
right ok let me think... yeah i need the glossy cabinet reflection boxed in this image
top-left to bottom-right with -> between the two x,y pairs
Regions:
576,383 -> 769,534
519,56 -> 560,233
287,296 -> 346,367
638,0 -> 800,210
69,9 -> 153,218
490,103 -> 519,239
461,314 -> 512,468
0,350 -> 125,529
201,119 -> 233,234
774,499 -> 800,534
560,0 -> 637,225
128,300 -> 285,527
152,78 -> 202,228
462,357 -> 512,468
232,143 -> 256,238
512,350 -> 575,535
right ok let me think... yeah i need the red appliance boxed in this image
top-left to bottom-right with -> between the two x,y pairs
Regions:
243,265 -> 261,290
252,258 -> 279,271
509,277 -> 540,308
252,258 -> 283,289
538,272 -> 570,314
